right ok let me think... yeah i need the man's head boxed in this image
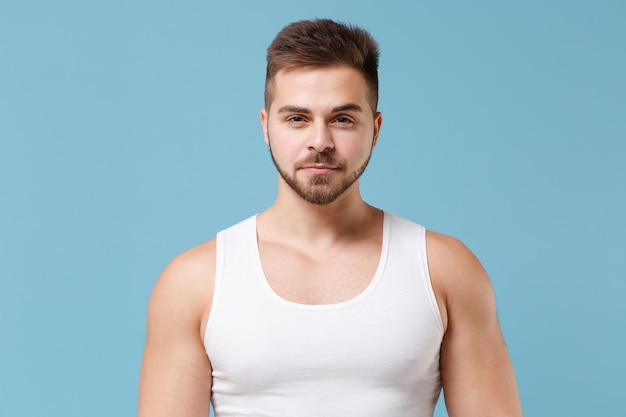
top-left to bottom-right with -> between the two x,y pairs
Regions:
265,19 -> 380,113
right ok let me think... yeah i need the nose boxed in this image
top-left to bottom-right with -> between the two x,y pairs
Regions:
308,122 -> 334,152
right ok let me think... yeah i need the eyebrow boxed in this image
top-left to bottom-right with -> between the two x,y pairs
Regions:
331,103 -> 362,113
277,106 -> 310,114
276,103 -> 363,114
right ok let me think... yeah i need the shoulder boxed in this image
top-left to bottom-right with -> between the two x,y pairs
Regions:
425,230 -> 495,331
425,231 -> 523,415
385,213 -> 485,287
425,230 -> 486,282
160,238 -> 216,285
139,240 -> 217,416
157,238 -> 216,295
148,238 -> 217,334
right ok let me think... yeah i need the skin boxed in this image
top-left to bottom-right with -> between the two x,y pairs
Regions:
138,65 -> 523,417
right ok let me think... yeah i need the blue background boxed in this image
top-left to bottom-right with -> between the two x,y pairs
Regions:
1,1 -> 624,416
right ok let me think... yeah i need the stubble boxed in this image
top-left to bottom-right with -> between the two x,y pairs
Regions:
268,142 -> 372,205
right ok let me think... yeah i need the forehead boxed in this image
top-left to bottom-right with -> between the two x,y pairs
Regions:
269,65 -> 370,112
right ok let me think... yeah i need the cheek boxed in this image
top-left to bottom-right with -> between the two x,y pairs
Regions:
268,134 -> 300,162
343,136 -> 374,159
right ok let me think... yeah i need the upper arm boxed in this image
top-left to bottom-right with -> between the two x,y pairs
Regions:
138,239 -> 216,417
427,231 -> 523,417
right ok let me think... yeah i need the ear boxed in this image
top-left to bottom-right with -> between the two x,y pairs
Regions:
260,108 -> 270,146
372,111 -> 383,148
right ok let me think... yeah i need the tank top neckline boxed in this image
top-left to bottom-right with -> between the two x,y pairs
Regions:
250,212 -> 391,311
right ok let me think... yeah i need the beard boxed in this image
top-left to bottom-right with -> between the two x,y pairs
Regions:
269,143 -> 373,206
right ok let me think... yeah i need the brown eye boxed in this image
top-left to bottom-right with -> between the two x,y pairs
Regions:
335,116 -> 353,124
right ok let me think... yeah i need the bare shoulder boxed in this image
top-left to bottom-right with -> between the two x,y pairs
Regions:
149,238 -> 217,336
425,230 -> 495,331
139,239 -> 217,417
425,231 -> 524,416
425,230 -> 487,281
157,239 -> 216,291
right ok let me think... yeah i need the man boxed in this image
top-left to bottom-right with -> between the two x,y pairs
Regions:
138,19 -> 523,417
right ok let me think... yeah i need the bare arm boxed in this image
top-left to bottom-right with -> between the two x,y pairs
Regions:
138,240 -> 215,417
427,231 -> 523,417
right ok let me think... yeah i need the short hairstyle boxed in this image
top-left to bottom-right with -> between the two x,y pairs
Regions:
265,19 -> 380,112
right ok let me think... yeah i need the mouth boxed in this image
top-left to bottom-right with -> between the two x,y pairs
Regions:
299,164 -> 339,174
296,152 -> 345,174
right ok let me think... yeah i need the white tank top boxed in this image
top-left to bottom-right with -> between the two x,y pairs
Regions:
204,212 -> 443,417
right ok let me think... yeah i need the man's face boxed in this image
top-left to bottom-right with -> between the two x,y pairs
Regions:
261,65 -> 382,205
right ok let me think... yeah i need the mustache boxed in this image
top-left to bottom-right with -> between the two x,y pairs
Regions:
297,152 -> 346,168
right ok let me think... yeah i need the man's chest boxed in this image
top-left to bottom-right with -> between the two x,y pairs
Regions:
257,241 -> 382,305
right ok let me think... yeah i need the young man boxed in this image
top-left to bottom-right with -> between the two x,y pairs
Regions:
138,19 -> 523,417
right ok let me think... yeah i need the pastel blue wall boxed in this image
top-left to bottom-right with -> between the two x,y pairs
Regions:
1,1 -> 624,416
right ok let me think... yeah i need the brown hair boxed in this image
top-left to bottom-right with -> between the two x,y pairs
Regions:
265,19 -> 380,112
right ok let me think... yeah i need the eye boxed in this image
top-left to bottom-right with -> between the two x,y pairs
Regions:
286,115 -> 307,124
334,116 -> 354,125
